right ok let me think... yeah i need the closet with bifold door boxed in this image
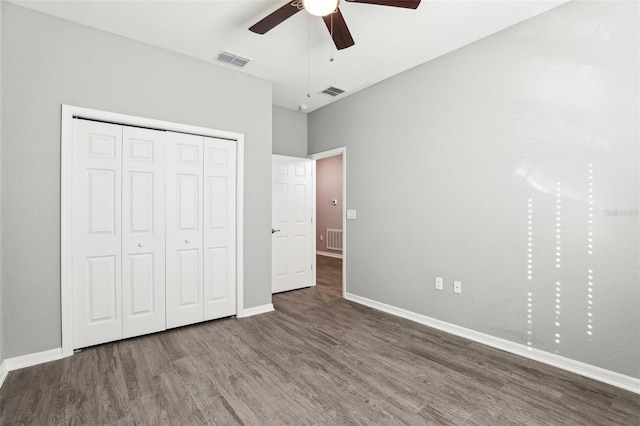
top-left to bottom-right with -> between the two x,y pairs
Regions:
71,118 -> 236,350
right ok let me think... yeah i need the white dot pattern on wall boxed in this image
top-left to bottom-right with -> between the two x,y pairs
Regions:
555,182 -> 562,269
554,182 -> 562,353
587,164 -> 595,338
527,198 -> 533,281
554,280 -> 561,350
526,198 -> 534,349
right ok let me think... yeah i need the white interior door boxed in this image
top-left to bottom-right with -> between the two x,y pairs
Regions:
166,132 -> 204,328
203,137 -> 237,319
72,119 -> 123,348
121,127 -> 166,338
272,155 -> 315,293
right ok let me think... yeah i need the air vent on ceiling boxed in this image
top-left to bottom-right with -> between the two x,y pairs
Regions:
321,86 -> 346,97
215,50 -> 251,68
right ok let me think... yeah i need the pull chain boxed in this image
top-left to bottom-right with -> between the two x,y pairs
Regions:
330,12 -> 335,62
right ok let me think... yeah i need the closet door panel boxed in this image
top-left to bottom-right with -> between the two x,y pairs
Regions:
166,133 -> 204,328
87,256 -> 118,320
122,127 -> 166,338
204,137 -> 236,319
177,248 -> 200,304
72,119 -> 123,349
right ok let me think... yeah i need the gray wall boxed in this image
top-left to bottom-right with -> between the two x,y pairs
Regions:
1,4 -> 273,358
308,1 -> 639,378
273,105 -> 307,157
316,155 -> 343,254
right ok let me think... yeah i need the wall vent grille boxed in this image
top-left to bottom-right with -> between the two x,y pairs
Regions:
321,86 -> 346,97
326,229 -> 343,251
215,50 -> 251,68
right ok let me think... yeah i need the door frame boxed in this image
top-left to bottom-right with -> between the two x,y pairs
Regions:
308,147 -> 347,298
60,105 -> 245,357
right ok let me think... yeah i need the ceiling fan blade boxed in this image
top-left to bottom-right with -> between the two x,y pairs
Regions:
249,1 -> 302,34
345,0 -> 421,9
322,8 -> 355,50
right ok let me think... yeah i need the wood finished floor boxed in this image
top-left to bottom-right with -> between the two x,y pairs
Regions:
1,255 -> 638,425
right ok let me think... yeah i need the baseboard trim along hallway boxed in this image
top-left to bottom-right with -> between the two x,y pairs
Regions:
236,303 -> 275,318
345,292 -> 640,394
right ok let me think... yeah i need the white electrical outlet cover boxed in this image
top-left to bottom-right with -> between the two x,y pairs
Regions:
454,281 -> 462,294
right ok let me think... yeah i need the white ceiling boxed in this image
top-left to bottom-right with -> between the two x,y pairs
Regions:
11,0 -> 570,113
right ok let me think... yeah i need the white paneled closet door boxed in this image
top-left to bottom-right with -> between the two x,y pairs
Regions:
72,120 -> 123,348
70,114 -> 238,348
166,132 -> 205,328
203,137 -> 236,320
121,127 -> 166,338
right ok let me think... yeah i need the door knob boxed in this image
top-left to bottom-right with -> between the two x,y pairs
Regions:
185,238 -> 191,244
137,242 -> 144,247
271,228 -> 280,234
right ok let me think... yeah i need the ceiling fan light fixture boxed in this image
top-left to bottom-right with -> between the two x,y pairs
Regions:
302,0 -> 339,17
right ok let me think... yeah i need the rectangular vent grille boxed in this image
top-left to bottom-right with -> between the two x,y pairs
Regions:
215,50 -> 251,68
321,86 -> 345,97
326,229 -> 343,251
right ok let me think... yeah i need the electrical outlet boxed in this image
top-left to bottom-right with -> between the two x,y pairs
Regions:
320,234 -> 323,241
454,281 -> 462,294
435,276 -> 444,290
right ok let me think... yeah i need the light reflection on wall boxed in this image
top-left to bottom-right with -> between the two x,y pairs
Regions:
528,198 -> 534,281
587,164 -> 594,338
554,280 -> 561,350
524,166 -> 599,353
556,182 -> 562,269
526,198 -> 534,349
587,269 -> 594,337
556,182 -> 563,351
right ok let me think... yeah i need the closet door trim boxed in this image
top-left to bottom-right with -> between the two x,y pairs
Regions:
61,105 -> 245,357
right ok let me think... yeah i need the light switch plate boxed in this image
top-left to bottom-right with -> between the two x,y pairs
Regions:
435,277 -> 443,290
347,209 -> 357,220
454,281 -> 462,294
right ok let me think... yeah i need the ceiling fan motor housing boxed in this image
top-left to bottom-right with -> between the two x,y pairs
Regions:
302,0 -> 340,17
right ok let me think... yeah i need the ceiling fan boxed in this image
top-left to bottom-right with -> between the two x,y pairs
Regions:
249,0 -> 421,50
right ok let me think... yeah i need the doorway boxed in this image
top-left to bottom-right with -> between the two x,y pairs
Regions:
308,148 -> 346,298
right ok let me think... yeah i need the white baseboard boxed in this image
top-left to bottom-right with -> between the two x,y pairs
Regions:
0,347 -> 66,389
5,347 -> 65,372
316,250 -> 343,259
0,360 -> 7,388
238,303 -> 274,318
345,292 -> 640,395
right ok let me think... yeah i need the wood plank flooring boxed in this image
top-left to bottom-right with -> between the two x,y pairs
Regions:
1,255 -> 638,425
